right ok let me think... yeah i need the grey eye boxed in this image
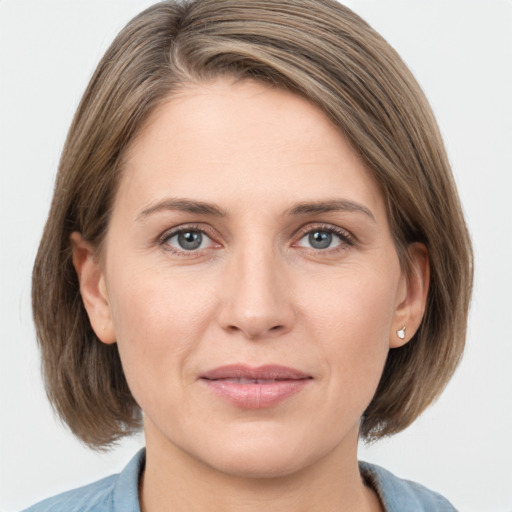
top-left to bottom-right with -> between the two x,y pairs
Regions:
308,231 -> 333,249
165,230 -> 213,252
296,227 -> 347,251
177,231 -> 203,250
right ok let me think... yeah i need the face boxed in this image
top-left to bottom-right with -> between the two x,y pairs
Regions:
76,79 -> 421,479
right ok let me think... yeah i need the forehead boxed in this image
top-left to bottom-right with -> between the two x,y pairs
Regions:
117,78 -> 385,219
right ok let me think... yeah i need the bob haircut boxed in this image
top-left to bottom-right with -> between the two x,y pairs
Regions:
33,0 -> 472,448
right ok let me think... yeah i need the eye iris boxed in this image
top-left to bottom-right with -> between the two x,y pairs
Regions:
178,231 -> 202,250
309,231 -> 332,249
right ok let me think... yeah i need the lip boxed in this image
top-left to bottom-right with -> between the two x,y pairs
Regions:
200,364 -> 312,409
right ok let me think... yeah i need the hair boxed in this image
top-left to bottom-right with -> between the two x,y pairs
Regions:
32,0 -> 472,448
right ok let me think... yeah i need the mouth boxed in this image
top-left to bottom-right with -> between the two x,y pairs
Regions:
200,364 -> 312,409
214,377 -> 296,384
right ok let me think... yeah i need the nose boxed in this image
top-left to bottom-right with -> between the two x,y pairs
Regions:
217,245 -> 295,340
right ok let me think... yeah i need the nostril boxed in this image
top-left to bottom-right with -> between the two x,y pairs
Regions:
225,323 -> 286,339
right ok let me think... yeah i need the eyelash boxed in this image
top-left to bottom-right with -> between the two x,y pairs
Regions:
293,223 -> 355,253
158,223 -> 218,257
158,223 -> 355,257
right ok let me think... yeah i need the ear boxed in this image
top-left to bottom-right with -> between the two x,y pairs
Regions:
390,242 -> 430,348
70,232 -> 116,344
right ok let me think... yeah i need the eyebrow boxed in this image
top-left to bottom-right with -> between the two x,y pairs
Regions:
136,197 -> 375,222
286,199 -> 376,222
137,198 -> 227,220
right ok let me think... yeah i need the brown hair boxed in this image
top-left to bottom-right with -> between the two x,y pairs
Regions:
32,0 -> 472,448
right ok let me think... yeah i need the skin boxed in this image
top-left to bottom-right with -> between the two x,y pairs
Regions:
72,79 -> 429,512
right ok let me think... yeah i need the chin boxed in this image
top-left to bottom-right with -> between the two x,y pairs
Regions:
196,431 -> 330,480
213,450 -> 310,479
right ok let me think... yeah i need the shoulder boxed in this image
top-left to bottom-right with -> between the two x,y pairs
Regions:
22,449 -> 145,512
22,475 -> 117,512
359,461 -> 457,512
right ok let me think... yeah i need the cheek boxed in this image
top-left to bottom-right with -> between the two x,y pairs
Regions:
303,261 -> 399,340
302,263 -> 399,392
105,267 -> 214,402
108,259 -> 210,337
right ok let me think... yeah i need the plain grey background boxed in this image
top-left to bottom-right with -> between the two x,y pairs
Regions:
1,1 -> 511,510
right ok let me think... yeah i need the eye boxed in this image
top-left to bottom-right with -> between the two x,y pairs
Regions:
161,227 -> 216,253
305,230 -> 337,249
295,226 -> 352,251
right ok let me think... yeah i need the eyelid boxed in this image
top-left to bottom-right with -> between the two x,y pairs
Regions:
156,221 -> 355,256
158,223 -> 221,255
292,222 -> 356,248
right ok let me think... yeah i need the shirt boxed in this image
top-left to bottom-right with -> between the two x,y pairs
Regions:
23,449 -> 457,511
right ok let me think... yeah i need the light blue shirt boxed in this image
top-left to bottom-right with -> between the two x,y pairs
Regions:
23,449 -> 457,511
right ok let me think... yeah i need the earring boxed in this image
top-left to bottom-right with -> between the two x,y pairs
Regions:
396,326 -> 406,340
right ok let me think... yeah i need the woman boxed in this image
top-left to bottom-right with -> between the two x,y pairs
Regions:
25,0 -> 472,510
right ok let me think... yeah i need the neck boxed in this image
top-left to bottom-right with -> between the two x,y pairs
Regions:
139,422 -> 382,512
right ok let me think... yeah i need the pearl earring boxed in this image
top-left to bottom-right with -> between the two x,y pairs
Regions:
396,326 -> 406,340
